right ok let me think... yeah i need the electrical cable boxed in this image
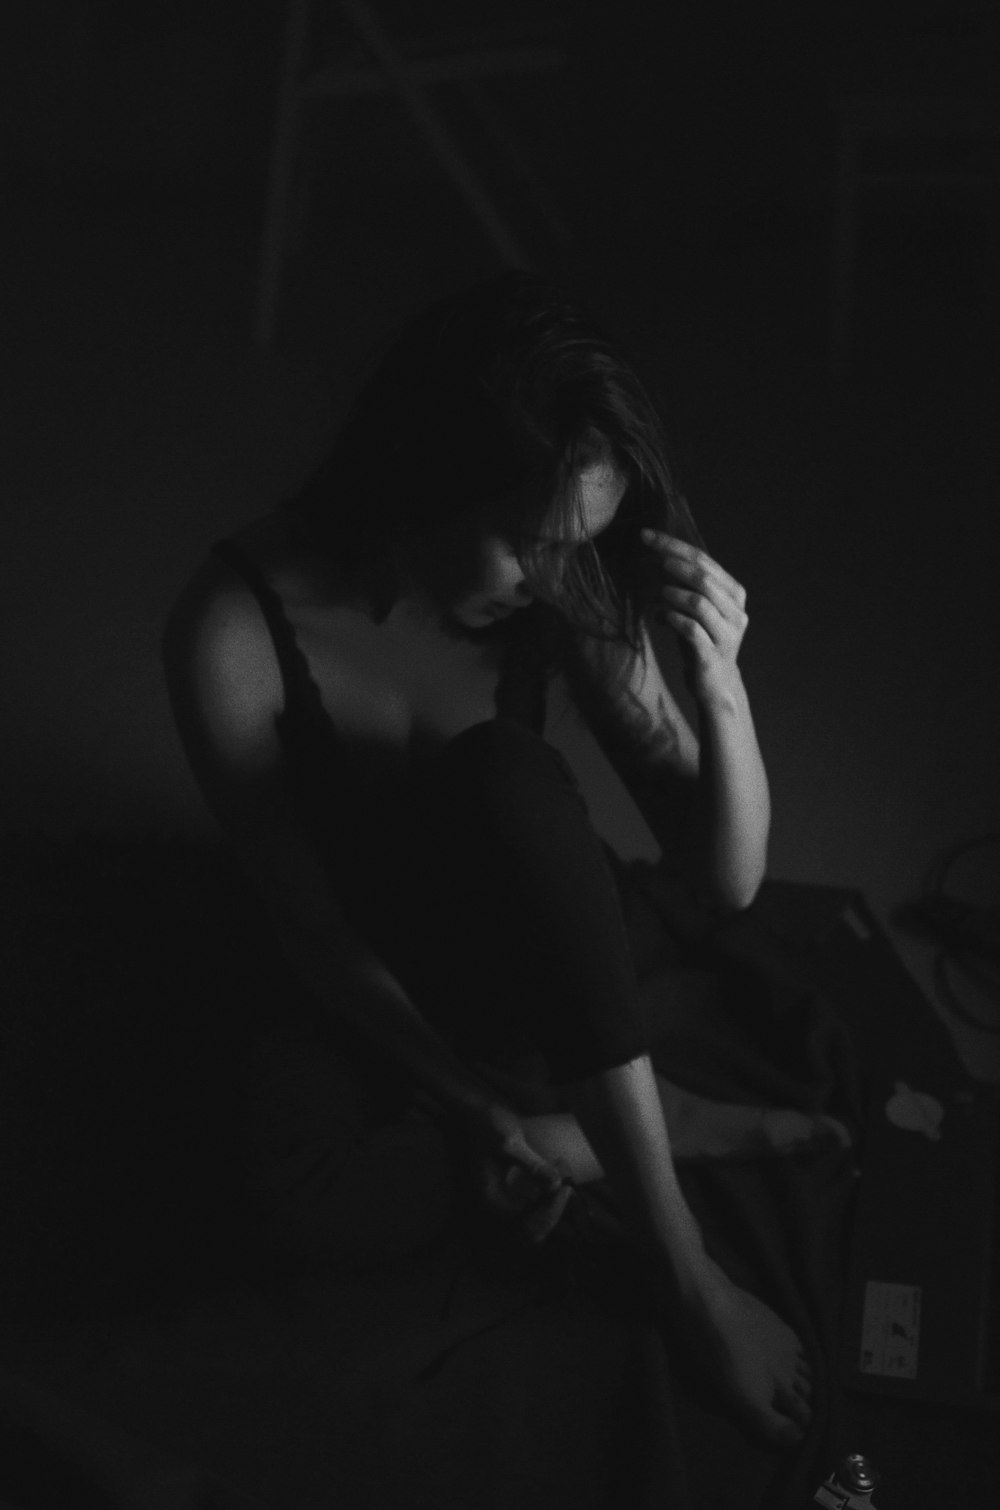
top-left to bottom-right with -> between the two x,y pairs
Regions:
921,832 -> 1000,1033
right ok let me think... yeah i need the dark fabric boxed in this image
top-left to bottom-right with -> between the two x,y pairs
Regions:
211,538 -> 647,1084
337,718 -> 650,1084
0,545 -> 871,1504
286,893 -> 868,1510
2,830 -> 879,1508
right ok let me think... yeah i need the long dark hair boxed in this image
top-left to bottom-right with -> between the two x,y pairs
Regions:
286,271 -> 701,651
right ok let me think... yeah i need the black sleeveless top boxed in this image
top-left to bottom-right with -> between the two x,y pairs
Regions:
210,538 -> 555,893
209,539 -> 591,1082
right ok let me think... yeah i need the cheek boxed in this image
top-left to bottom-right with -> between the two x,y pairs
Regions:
475,540 -> 524,592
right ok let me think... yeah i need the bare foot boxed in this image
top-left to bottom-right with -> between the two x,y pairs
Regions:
759,1108 -> 853,1158
657,1078 -> 852,1162
669,1260 -> 814,1447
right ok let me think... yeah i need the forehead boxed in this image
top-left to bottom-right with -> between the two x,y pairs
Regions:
579,458 -> 627,524
473,457 -> 628,544
547,458 -> 628,542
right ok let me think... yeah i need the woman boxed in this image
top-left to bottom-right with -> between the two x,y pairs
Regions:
163,271 -> 826,1449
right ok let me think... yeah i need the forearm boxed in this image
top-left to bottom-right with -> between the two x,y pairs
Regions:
271,911 -> 493,1121
597,657 -> 769,910
563,1057 -> 710,1288
690,670 -> 770,911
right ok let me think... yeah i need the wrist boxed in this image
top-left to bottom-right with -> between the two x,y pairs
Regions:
413,1068 -> 495,1125
693,666 -> 747,716
659,1244 -> 728,1310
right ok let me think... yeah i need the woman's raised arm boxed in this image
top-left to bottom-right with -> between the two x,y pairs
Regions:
562,534 -> 770,912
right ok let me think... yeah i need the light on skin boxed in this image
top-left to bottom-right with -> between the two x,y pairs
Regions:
440,458 -> 629,630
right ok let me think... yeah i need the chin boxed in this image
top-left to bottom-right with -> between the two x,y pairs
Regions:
441,602 -> 507,641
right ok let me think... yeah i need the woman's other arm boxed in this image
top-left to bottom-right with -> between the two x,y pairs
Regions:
162,564 -> 500,1123
563,541 -> 769,912
162,564 -> 573,1231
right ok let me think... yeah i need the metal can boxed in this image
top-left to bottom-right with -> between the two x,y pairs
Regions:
812,1453 -> 880,1509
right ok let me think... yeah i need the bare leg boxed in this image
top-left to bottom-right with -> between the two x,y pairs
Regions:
522,1079 -> 850,1176
655,1078 -> 852,1161
525,1055 -> 814,1447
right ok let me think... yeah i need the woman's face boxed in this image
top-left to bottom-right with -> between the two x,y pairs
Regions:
431,457 -> 628,632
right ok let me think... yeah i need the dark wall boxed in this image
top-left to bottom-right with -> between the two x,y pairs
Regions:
3,1 -> 998,912
1,1 -> 278,184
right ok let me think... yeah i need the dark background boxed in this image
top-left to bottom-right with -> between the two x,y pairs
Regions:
3,0 -> 999,1078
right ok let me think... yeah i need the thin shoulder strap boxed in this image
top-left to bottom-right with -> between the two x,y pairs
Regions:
212,537 -> 550,736
210,538 -> 327,723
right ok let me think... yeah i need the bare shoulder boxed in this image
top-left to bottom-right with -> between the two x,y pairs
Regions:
163,550 -> 365,931
163,550 -> 285,786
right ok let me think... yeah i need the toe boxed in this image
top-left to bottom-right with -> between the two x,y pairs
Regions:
764,1406 -> 808,1447
774,1382 -> 813,1433
817,1114 -> 853,1149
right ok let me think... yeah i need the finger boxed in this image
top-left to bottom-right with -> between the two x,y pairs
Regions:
661,609 -> 715,652
501,1163 -> 553,1208
659,554 -> 747,616
524,1183 -> 574,1244
745,1402 -> 806,1449
479,1165 -> 543,1224
658,593 -> 742,654
643,533 -> 734,586
816,1114 -> 854,1150
506,1139 -> 565,1193
773,1382 -> 813,1433
502,1160 -> 565,1217
659,578 -> 748,630
641,532 -> 747,611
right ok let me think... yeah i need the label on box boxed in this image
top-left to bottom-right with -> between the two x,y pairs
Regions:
859,1280 -> 921,1378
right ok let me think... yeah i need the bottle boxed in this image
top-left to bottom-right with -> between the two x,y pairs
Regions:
812,1453 -> 880,1509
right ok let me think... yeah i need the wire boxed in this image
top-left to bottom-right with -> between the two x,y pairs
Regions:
923,832 -> 1000,1033
933,950 -> 1000,1033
